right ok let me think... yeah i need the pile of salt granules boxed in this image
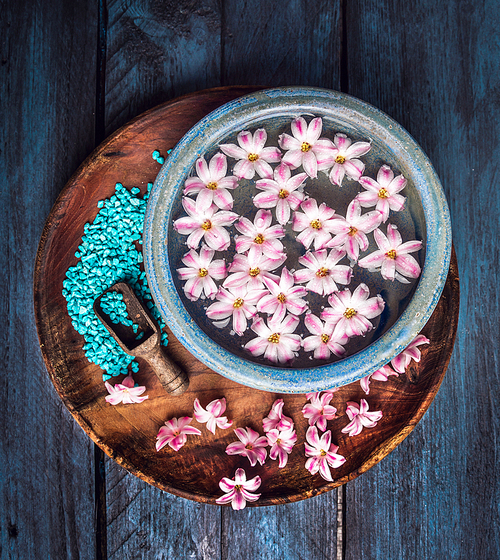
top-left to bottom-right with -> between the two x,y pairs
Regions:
63,181 -> 168,381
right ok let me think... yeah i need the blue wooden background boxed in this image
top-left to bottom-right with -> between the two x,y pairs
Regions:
1,0 -> 499,558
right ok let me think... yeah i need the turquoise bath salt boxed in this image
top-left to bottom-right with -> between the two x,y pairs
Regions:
63,181 -> 169,381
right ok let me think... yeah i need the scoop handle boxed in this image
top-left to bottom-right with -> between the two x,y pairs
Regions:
146,345 -> 189,395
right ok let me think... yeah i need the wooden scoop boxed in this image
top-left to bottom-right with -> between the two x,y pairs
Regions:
93,282 -> 189,395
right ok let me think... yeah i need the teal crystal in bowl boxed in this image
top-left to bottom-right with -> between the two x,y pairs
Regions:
144,87 -> 451,393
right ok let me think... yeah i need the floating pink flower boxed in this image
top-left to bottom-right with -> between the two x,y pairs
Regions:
173,196 -> 238,251
205,284 -> 267,335
357,224 -> 422,283
225,427 -> 268,467
302,391 -> 338,431
292,198 -> 338,250
216,468 -> 261,510
193,397 -> 233,434
278,116 -> 336,178
176,246 -> 227,301
156,417 -> 202,452
267,427 -> 297,468
328,133 -> 371,186
244,315 -> 301,364
257,267 -> 308,323
341,399 -> 383,437
262,399 -> 294,433
321,283 -> 385,340
223,251 -> 285,291
357,165 -> 407,222
254,163 -> 307,225
294,248 -> 352,296
183,153 -> 238,210
326,198 -> 382,262
302,314 -> 348,360
391,334 -> 430,373
234,209 -> 285,259
220,128 -> 281,180
304,426 -> 346,481
360,364 -> 399,395
105,374 -> 148,405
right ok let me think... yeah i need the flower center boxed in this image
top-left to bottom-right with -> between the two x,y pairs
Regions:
344,308 -> 357,319
278,189 -> 289,199
301,141 -> 312,152
233,298 -> 244,308
201,220 -> 212,230
206,181 -> 218,190
249,267 -> 261,277
277,293 -> 287,303
268,333 -> 280,344
254,233 -> 265,244
248,153 -> 259,162
386,249 -> 397,260
316,267 -> 329,278
378,187 -> 389,199
320,449 -> 327,456
348,226 -> 358,236
335,154 -> 346,164
310,219 -> 322,230
234,484 -> 242,491
198,268 -> 208,277
245,443 -> 253,450
321,334 -> 330,343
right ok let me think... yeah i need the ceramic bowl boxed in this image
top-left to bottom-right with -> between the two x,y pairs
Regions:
144,87 -> 451,393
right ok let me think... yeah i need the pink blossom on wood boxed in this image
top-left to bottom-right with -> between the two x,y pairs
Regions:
391,334 -> 430,373
341,399 -> 383,437
267,427 -> 297,468
262,398 -> 294,433
156,417 -> 202,452
302,391 -> 338,431
304,426 -> 346,481
193,397 -> 233,434
104,374 -> 148,405
225,427 -> 268,467
216,468 -> 261,510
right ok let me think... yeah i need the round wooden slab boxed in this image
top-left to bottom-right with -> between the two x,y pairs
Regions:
34,86 -> 459,506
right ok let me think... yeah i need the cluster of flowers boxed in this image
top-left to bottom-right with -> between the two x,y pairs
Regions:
173,116 -> 423,364
104,333 -> 429,509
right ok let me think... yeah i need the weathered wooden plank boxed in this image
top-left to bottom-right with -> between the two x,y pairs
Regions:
0,1 -> 98,558
344,0 -> 500,557
222,0 -> 342,88
105,0 -> 223,136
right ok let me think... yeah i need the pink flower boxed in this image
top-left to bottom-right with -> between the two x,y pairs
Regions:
173,196 -> 238,251
341,399 -> 383,437
205,284 -> 267,335
267,427 -> 297,468
294,248 -> 352,296
262,399 -> 294,432
278,117 -> 336,178
244,315 -> 301,364
292,198 -> 338,250
225,427 -> 268,466
302,391 -> 338,431
357,165 -> 407,222
220,128 -> 281,180
216,468 -> 261,510
254,163 -> 307,225
234,209 -> 285,260
193,397 -> 233,434
321,283 -> 385,340
326,198 -> 382,262
360,364 -> 398,395
257,267 -> 308,323
391,334 -> 430,373
183,153 -> 238,210
176,246 -> 227,301
302,314 -> 348,360
156,417 -> 202,452
223,251 -> 286,291
304,426 -> 346,481
328,133 -> 371,186
357,224 -> 423,283
104,374 -> 148,405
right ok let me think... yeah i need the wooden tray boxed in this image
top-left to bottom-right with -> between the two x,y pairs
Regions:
34,86 -> 459,506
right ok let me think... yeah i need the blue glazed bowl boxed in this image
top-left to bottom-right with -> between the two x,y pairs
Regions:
144,87 -> 451,393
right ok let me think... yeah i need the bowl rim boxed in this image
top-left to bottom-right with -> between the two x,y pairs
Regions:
144,86 -> 451,393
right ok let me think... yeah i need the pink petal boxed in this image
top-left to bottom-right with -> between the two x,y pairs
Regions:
209,153 -> 227,181
219,143 -> 247,160
195,158 -> 210,184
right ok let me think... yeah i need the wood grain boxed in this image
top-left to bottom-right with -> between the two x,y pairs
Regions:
344,1 -> 500,558
0,1 -> 98,559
